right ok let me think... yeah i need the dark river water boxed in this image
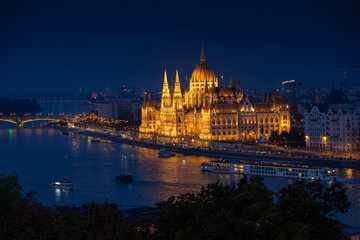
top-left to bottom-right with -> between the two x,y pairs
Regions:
0,102 -> 359,227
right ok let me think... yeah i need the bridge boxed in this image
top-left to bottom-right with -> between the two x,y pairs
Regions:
0,117 -> 66,128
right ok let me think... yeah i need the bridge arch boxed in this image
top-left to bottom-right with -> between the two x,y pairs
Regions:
0,119 -> 17,125
21,118 -> 64,124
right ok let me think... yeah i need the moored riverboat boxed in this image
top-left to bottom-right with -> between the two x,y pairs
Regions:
158,149 -> 174,158
200,161 -> 337,181
116,174 -> 133,182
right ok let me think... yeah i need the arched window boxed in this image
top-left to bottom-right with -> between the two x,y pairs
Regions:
275,117 -> 279,123
212,118 -> 215,125
222,118 -> 226,125
178,116 -> 181,123
260,117 -> 263,124
265,117 -> 268,123
217,118 -> 220,125
270,117 -> 273,123
228,118 -> 231,125
233,118 -> 236,124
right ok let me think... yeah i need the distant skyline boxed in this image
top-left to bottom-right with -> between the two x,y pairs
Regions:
1,0 -> 360,96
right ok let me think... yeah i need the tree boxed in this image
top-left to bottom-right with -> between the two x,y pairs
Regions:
0,173 -> 36,221
154,178 -> 350,240
0,173 -> 351,240
275,179 -> 350,239
269,131 -> 280,144
154,176 -> 275,240
2,202 -> 141,240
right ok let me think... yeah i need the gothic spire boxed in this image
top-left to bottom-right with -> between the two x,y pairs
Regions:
200,41 -> 206,62
162,69 -> 169,94
143,92 -> 147,104
174,68 -> 182,96
237,74 -> 241,93
205,78 -> 209,93
212,77 -> 216,92
230,75 -> 233,87
171,75 -> 174,95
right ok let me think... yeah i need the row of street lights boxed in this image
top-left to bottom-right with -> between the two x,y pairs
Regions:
0,112 -> 57,117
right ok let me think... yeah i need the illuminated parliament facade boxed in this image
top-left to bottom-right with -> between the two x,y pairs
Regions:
139,47 -> 290,146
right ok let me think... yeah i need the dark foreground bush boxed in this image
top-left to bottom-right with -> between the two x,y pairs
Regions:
0,173 -> 350,240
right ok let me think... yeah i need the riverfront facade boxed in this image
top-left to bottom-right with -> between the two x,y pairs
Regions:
304,88 -> 360,151
139,46 -> 290,146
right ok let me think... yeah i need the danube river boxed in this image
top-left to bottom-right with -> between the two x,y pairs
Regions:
1,128 -> 360,227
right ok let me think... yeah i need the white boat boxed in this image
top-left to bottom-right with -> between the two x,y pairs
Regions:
158,149 -> 174,158
200,161 -> 337,181
50,177 -> 73,190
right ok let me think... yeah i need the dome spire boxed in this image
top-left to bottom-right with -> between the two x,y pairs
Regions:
200,41 -> 206,62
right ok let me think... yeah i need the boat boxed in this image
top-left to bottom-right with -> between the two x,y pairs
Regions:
200,161 -> 337,181
116,174 -> 133,182
158,149 -> 174,158
62,132 -> 70,135
91,139 -> 100,142
116,157 -> 133,182
50,177 -> 73,190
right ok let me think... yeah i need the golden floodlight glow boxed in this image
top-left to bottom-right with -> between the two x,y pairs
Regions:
139,46 -> 291,146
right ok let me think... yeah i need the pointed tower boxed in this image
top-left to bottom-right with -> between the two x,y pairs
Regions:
201,41 -> 206,63
143,93 -> 147,107
236,74 -> 243,103
173,68 -> 183,109
161,69 -> 171,107
230,75 -> 233,87
171,75 -> 175,95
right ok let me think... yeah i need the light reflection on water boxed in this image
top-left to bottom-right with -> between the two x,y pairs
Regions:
0,128 -> 359,227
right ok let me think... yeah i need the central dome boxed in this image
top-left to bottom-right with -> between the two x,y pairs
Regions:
190,46 -> 218,84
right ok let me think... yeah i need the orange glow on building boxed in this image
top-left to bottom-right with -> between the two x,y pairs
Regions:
139,46 -> 290,146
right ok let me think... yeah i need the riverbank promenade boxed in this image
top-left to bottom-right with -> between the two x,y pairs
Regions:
56,126 -> 360,170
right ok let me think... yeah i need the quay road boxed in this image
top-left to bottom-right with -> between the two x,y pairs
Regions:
55,126 -> 360,170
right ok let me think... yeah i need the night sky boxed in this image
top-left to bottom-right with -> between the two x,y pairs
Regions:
1,0 -> 360,96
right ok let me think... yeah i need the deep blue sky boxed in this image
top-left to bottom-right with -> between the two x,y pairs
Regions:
1,0 -> 359,96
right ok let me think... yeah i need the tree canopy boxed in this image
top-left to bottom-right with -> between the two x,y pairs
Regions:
0,173 -> 36,221
0,172 -> 351,240
154,177 -> 350,240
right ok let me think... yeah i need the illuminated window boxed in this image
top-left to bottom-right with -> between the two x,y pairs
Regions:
283,115 -> 287,120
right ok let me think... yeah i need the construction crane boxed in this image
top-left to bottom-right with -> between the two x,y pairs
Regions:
281,80 -> 303,116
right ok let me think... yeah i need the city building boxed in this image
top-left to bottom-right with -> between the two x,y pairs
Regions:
304,88 -> 360,151
95,98 -> 141,122
95,101 -> 118,119
139,46 -> 290,146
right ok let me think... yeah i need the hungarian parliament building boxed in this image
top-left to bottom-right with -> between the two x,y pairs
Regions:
139,46 -> 290,146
